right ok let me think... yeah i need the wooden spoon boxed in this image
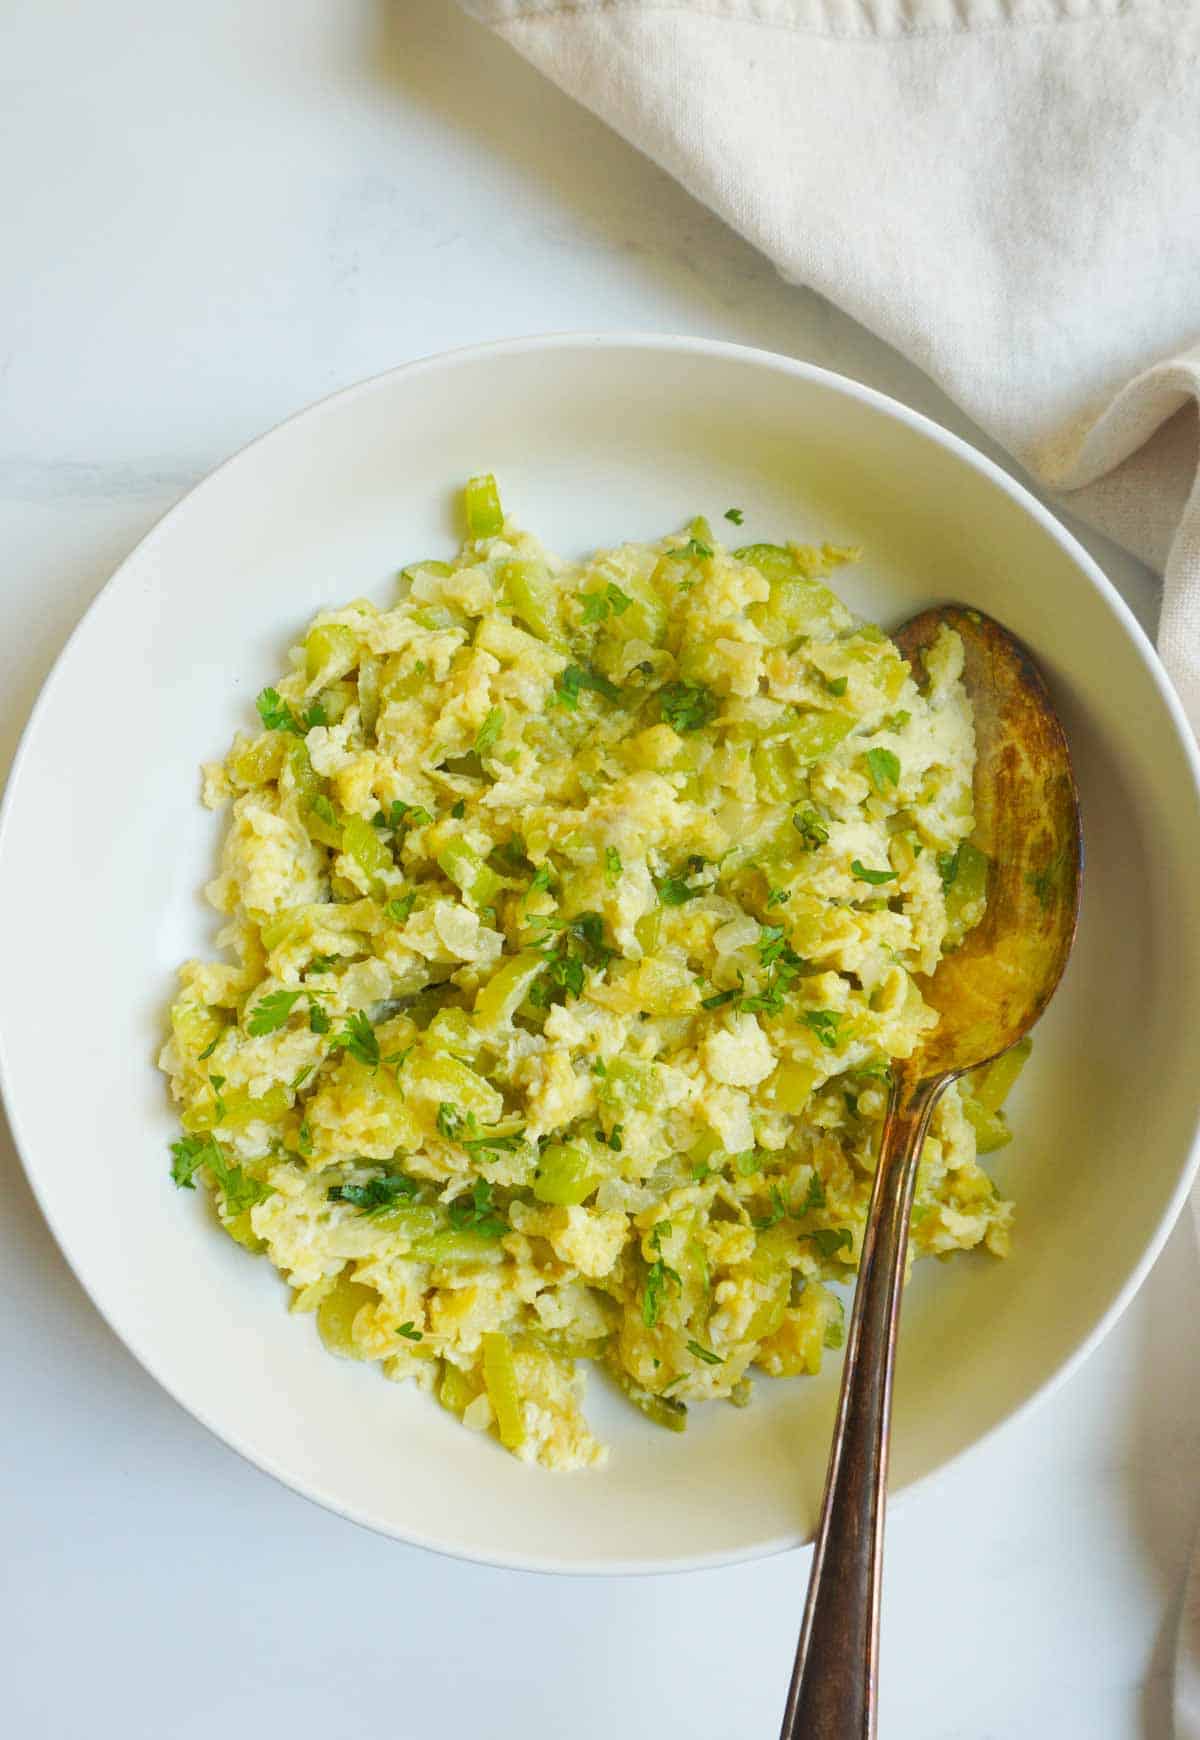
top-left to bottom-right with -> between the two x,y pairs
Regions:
779,605 -> 1082,1740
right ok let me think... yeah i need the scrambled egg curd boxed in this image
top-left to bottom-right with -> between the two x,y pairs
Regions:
160,477 -> 1026,1470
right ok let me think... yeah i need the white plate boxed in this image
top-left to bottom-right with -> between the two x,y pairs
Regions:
3,335 -> 1200,1575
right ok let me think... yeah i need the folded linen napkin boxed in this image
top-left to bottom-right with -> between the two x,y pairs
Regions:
461,1 -> 1200,1725
462,0 -> 1200,725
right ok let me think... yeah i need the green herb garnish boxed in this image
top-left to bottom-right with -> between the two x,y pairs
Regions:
327,1173 -> 419,1214
554,664 -> 621,709
686,1340 -> 724,1366
851,860 -> 898,885
804,1009 -> 843,1049
659,680 -> 718,734
865,748 -> 900,795
246,989 -> 304,1036
255,687 -> 303,735
330,1009 -> 379,1070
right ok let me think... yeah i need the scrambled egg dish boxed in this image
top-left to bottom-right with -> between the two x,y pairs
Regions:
160,477 -> 1026,1470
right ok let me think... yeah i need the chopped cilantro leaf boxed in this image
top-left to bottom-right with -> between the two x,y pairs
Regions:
307,954 -> 337,974
658,875 -> 701,907
304,702 -> 328,729
247,989 -> 303,1036
824,676 -> 849,698
197,1034 -> 220,1061
390,799 -> 433,829
865,747 -> 900,795
766,887 -> 790,908
799,1171 -> 826,1214
386,892 -> 417,924
752,1184 -> 788,1230
451,798 -> 466,819
169,1133 -> 215,1190
309,1003 -> 330,1035
686,1340 -> 725,1366
723,507 -> 745,525
554,664 -> 621,709
701,987 -> 739,1010
659,680 -> 718,734
851,859 -> 898,886
330,1009 -> 379,1069
328,1173 -> 419,1214
808,1227 -> 854,1262
671,536 -> 713,561
447,1177 -> 508,1239
804,1009 -> 843,1049
642,1221 -> 681,1327
396,1322 -> 423,1342
255,686 -> 303,735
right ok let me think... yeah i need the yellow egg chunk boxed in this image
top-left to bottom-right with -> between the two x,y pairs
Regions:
159,479 -> 1019,1469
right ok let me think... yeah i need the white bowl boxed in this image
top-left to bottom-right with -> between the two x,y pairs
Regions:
3,335 -> 1199,1575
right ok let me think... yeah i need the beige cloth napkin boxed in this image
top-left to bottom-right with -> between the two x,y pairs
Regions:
463,0 -> 1200,724
463,0 -> 1200,1723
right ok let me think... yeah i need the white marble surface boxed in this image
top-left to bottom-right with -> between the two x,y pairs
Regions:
2,3 -> 1198,1735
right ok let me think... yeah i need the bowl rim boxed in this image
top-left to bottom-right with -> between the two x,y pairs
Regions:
3,330 -> 1200,1576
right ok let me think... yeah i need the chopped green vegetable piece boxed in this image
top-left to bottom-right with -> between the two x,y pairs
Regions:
604,845 -> 623,884
396,1322 -> 423,1341
385,892 -> 416,924
169,1133 -> 215,1190
851,859 -> 898,885
464,473 -> 504,540
554,664 -> 620,709
309,1003 -> 330,1035
701,987 -> 739,1010
330,1009 -> 379,1070
474,707 -> 504,756
642,1221 -> 681,1328
436,1102 -> 464,1141
824,676 -> 849,698
246,989 -> 303,1036
658,875 -> 700,907
390,799 -> 434,829
686,1340 -> 724,1366
328,1173 -> 420,1214
481,1331 -> 525,1449
659,680 -> 717,734
865,747 -> 900,794
724,507 -> 744,525
607,1354 -> 688,1432
804,1009 -> 843,1049
255,687 -> 303,735
447,1177 -> 507,1239
793,810 -> 830,849
808,1227 -> 853,1261
798,1171 -> 826,1214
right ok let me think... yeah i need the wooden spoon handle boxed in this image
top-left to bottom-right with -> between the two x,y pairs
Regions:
779,1073 -> 945,1740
